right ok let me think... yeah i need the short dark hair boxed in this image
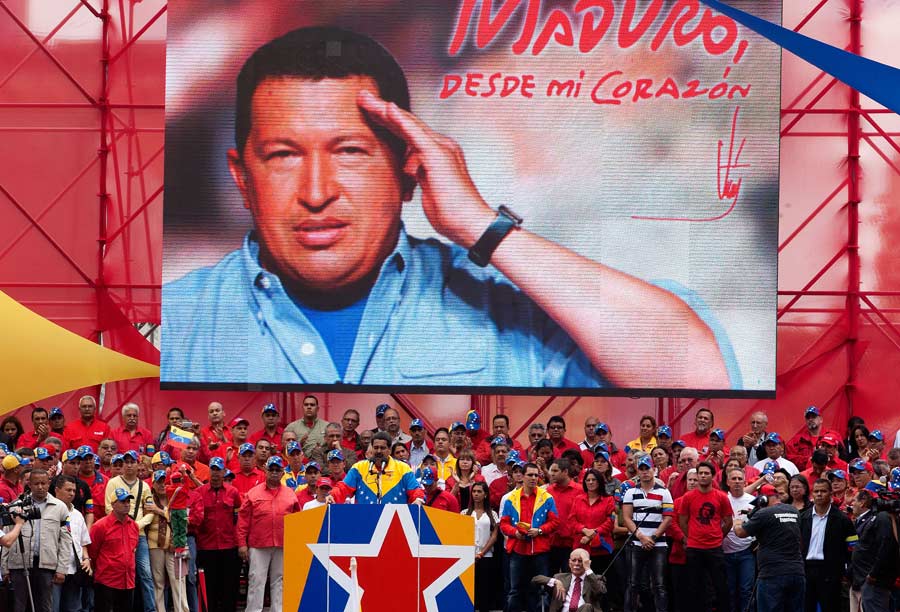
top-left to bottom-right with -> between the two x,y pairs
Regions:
551,458 -> 570,472
523,462 -> 540,475
812,478 -> 831,491
697,460 -> 717,475
55,474 -> 77,492
235,26 -> 410,158
561,449 -> 582,466
493,414 -> 510,427
535,439 -> 554,453
302,395 -> 319,405
371,431 -> 392,447
391,442 -> 407,455
697,408 -> 715,423
547,416 -> 566,430
434,427 -> 450,439
856,489 -> 874,508
31,406 -> 48,419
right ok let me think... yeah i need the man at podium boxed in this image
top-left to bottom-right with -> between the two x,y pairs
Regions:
327,432 -> 424,504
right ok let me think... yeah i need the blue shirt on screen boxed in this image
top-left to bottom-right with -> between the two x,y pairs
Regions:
161,228 -> 741,388
290,294 -> 367,380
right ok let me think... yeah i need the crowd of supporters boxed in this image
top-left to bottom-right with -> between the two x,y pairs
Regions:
0,398 -> 899,612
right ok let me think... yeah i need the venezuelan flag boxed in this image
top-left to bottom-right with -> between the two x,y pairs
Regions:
167,425 -> 194,450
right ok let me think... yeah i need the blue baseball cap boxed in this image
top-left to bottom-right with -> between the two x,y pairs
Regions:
868,429 -> 884,442
637,455 -> 654,470
224,469 -> 234,479
409,419 -> 424,430
889,467 -> 900,491
93,455 -> 99,466
420,466 -> 437,486
286,441 -> 301,455
849,459 -> 872,473
113,487 -> 134,502
326,449 -> 344,462
19,457 -> 31,466
450,421 -> 465,432
266,456 -> 284,470
49,407 -> 64,419
375,404 -> 390,417
828,469 -> 847,481
152,470 -> 166,482
709,428 -> 726,441
672,439 -> 686,449
594,422 -> 610,434
304,461 -> 320,473
261,403 -> 278,414
35,447 -> 51,460
76,445 -> 94,459
122,450 -> 139,462
506,454 -> 521,465
209,457 -> 225,470
239,443 -> 255,455
594,449 -> 610,462
151,451 -> 173,466
764,432 -> 783,445
466,410 -> 480,431
490,435 -> 508,447
63,449 -> 79,462
111,453 -> 125,464
507,449 -> 521,463
805,405 -> 820,417
761,460 -> 779,475
657,425 -> 672,438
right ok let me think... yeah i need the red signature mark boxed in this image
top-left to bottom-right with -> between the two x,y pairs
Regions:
632,106 -> 749,222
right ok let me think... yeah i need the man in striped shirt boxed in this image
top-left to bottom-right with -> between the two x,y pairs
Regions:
622,454 -> 674,612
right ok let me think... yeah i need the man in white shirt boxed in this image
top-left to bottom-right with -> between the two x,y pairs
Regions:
723,468 -> 756,612
52,475 -> 92,612
302,477 -> 333,510
532,548 -> 604,611
753,432 -> 799,476
480,437 -> 510,486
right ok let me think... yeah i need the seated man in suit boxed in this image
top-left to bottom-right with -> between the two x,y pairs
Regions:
532,548 -> 606,612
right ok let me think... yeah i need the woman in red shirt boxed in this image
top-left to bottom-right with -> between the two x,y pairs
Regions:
572,469 -> 616,565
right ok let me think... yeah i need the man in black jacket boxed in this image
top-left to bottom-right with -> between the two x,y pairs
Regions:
850,489 -> 900,612
800,478 -> 858,612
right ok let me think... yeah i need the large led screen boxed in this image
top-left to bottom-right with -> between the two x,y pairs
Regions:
162,0 -> 781,396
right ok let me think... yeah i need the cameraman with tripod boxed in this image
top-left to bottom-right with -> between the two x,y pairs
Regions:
0,469 -> 73,612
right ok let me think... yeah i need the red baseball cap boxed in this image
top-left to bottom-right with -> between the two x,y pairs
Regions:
316,477 -> 333,489
819,433 -> 840,447
229,416 -> 250,428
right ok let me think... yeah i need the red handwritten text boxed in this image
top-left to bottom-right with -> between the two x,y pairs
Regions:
449,0 -> 746,58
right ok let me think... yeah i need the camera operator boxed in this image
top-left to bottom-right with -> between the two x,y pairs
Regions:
0,455 -> 25,503
849,490 -> 899,612
733,484 -> 805,612
0,469 -> 73,612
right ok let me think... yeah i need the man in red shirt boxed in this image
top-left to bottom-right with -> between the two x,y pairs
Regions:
499,463 -> 560,612
198,401 -> 233,463
677,461 -> 733,612
196,457 -> 242,612
421,467 -> 460,512
545,458 -> 582,573
0,454 -> 24,502
233,443 -> 264,497
702,428 -> 731,468
225,416 -> 250,471
464,409 -> 491,452
546,416 -> 579,459
339,409 -> 364,459
786,405 -> 824,469
17,406 -> 51,449
66,395 -> 112,451
474,414 -> 525,465
89,487 -> 140,612
236,456 -> 301,612
112,403 -> 153,454
248,404 -> 285,455
48,407 -> 69,448
679,408 -> 715,454
817,433 -> 848,471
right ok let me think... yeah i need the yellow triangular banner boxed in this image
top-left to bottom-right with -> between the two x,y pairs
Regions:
0,290 -> 159,413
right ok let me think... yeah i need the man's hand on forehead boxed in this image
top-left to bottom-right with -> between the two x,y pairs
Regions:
357,89 -> 494,250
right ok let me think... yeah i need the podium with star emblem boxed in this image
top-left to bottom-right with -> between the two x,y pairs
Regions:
283,504 -> 476,611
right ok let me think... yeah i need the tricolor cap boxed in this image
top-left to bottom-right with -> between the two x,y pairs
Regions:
63,449 -> 79,463
0,443 -> 7,453
239,443 -> 255,455
151,451 -> 173,466
868,429 -> 884,442
764,432 -> 782,445
805,405 -> 821,417
594,422 -> 610,434
761,461 -> 778,476
637,455 -> 654,470
35,447 -> 51,460
209,457 -> 225,471
316,477 -> 333,489
286,441 -> 301,455
152,469 -> 166,482
266,456 -> 284,470
261,403 -> 278,415
465,410 -> 480,431
889,467 -> 900,491
326,449 -> 344,462
111,453 -> 125,464
507,449 -> 520,463
506,454 -> 521,465
49,407 -> 64,418
671,439 -> 686,449
615,480 -> 634,502
849,459 -> 872,473
1,455 -> 20,470
145,444 -> 156,455
450,421 -> 466,432
657,425 -> 672,438
229,416 -> 250,428
375,403 -> 390,417
304,461 -> 321,473
76,445 -> 94,459
490,435 -> 508,447
113,487 -> 134,502
122,450 -> 139,462
709,428 -> 726,441
409,418 -> 424,430
420,466 -> 437,486
93,455 -> 100,466
828,469 -> 847,481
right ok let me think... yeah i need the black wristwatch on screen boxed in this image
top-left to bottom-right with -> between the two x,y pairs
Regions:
467,205 -> 523,267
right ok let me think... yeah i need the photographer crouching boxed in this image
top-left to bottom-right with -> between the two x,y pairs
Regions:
849,488 -> 900,612
0,469 -> 73,612
733,484 -> 805,612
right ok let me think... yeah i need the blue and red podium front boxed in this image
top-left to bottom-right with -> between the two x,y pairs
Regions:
284,504 -> 476,611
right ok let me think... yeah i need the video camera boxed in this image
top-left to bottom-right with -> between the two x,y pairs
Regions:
874,490 -> 900,514
0,491 -> 41,526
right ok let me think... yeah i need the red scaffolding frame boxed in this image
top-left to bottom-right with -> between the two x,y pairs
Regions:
1,0 -> 898,440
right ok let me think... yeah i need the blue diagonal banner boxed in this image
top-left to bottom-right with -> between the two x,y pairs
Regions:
698,0 -> 900,113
